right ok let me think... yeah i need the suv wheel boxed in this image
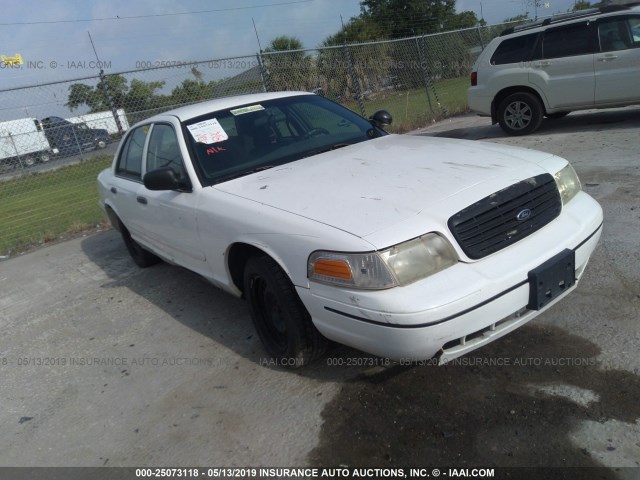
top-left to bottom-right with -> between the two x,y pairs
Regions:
497,92 -> 543,136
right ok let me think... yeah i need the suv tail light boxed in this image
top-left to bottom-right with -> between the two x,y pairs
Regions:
470,71 -> 478,86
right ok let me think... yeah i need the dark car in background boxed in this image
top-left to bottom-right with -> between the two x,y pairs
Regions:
40,116 -> 111,157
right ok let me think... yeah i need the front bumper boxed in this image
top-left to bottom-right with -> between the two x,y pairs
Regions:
298,192 -> 603,362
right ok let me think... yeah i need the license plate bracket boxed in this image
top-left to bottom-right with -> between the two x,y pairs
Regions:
527,248 -> 575,310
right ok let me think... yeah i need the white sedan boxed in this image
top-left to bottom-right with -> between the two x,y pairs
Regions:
97,91 -> 603,368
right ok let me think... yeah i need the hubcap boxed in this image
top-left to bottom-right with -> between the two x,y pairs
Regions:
504,101 -> 532,130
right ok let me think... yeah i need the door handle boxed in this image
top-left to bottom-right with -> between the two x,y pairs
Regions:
598,54 -> 618,62
136,196 -> 148,205
110,187 -> 117,194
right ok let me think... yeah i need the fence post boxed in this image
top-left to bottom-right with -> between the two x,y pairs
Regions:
415,37 -> 435,116
71,124 -> 85,161
256,53 -> 269,93
418,35 -> 448,118
8,133 -> 26,172
343,44 -> 366,118
99,70 -> 124,136
476,25 -> 485,50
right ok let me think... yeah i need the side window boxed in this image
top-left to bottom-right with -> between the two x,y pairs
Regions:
632,17 -> 640,44
490,33 -> 539,65
543,23 -> 596,59
145,124 -> 188,182
599,19 -> 634,52
116,125 -> 148,180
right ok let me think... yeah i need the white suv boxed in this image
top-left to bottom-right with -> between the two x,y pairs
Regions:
468,4 -> 640,135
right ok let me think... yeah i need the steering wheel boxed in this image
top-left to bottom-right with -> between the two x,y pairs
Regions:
304,127 -> 330,138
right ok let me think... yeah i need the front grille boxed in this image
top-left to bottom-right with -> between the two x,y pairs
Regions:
448,173 -> 562,259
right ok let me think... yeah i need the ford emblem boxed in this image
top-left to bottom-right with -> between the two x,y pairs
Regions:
516,208 -> 532,221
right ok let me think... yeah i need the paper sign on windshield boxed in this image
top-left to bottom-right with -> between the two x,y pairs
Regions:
187,118 -> 228,144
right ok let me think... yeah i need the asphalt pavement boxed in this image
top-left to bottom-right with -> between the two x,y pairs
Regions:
1,107 -> 639,475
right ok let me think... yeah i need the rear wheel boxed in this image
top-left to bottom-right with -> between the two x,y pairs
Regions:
23,155 -> 36,167
40,153 -> 51,163
244,255 -> 327,368
497,92 -> 544,136
119,220 -> 161,268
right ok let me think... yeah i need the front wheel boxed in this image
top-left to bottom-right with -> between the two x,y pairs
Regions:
244,255 -> 327,368
497,92 -> 544,136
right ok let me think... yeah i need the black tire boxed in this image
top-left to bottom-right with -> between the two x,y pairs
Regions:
244,255 -> 327,368
497,92 -> 544,136
119,220 -> 161,268
546,112 -> 570,119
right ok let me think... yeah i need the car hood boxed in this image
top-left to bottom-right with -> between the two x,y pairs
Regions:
213,134 -> 558,243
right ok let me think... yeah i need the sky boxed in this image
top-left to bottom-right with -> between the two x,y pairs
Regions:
0,0 -> 583,120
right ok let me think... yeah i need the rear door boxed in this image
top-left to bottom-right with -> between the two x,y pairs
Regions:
529,21 -> 597,109
594,15 -> 640,105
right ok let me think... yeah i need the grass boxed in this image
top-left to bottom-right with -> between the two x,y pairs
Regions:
0,155 -> 113,256
345,76 -> 470,133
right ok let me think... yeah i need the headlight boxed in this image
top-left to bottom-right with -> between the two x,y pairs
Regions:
308,233 -> 458,289
554,163 -> 581,204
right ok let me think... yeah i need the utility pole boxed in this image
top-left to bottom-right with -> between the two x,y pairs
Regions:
88,31 -> 124,136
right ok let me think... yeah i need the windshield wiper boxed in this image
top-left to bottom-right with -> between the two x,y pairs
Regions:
214,165 -> 275,184
299,143 -> 350,160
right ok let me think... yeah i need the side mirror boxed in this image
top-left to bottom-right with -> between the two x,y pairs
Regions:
369,110 -> 393,128
143,167 -> 180,191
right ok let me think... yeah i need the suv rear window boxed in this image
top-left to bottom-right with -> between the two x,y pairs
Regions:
491,33 -> 539,65
542,23 -> 596,58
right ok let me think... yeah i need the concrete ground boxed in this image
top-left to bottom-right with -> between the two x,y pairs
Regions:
1,107 -> 639,474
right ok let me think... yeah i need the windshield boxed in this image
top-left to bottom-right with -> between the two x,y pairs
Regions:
183,95 -> 381,186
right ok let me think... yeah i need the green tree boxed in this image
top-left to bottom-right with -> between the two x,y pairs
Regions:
573,1 -> 593,10
444,10 -> 483,30
262,36 -> 316,91
66,74 -> 168,114
66,83 -> 102,112
264,35 -> 304,52
170,79 -> 216,105
321,16 -> 385,46
126,79 -> 165,111
66,74 -> 128,112
359,0 -> 463,37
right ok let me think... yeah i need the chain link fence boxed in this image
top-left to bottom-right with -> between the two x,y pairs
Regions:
0,20 -> 521,256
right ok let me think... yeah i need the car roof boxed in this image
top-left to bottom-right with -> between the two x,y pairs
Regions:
500,3 -> 640,37
145,91 -> 314,123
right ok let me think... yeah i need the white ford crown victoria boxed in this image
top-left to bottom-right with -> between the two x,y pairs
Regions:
97,91 -> 603,367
